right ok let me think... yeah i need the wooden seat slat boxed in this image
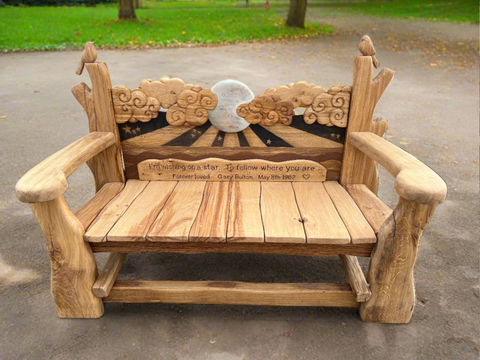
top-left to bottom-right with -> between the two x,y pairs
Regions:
189,182 -> 232,242
324,181 -> 376,244
227,182 -> 264,243
292,182 -> 351,244
106,181 -> 178,242
147,181 -> 207,242
344,184 -> 392,233
83,180 -> 380,245
84,180 -> 149,242
261,182 -> 306,243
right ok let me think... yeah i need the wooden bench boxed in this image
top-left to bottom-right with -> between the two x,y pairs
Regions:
15,36 -> 447,323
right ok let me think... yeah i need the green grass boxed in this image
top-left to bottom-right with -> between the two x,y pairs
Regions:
0,6 -> 331,52
315,0 -> 479,23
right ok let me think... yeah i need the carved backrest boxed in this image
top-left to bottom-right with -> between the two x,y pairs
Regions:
112,78 -> 350,181
73,36 -> 393,188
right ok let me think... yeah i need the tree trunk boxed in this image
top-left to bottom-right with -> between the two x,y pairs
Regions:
119,0 -> 137,20
286,0 -> 307,29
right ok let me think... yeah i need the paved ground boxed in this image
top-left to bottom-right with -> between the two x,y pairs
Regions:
0,12 -> 478,360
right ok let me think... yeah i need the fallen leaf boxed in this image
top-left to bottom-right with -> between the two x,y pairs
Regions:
430,63 -> 437,67
400,141 -> 410,145
0,116 -> 6,119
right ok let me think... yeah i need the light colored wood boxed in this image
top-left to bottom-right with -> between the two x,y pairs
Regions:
71,82 -> 96,132
139,77 -> 193,109
261,182 -> 305,243
227,182 -> 264,242
223,133 -> 241,147
360,198 -> 436,323
104,280 -> 359,308
242,127 -> 267,147
123,145 -> 342,181
304,86 -> 351,127
16,132 -> 116,203
112,85 -> 161,123
31,196 -> 103,318
107,181 -> 177,242
358,35 -> 379,68
138,158 -> 327,182
292,182 -> 350,244
349,132 -> 447,205
92,241 -> 375,257
189,182 -> 231,242
237,94 -> 294,126
264,81 -> 326,108
76,41 -> 97,75
167,87 -> 217,126
84,180 -> 149,242
147,181 -> 206,242
85,62 -> 125,188
339,255 -> 371,302
75,182 -> 125,229
190,125 -> 219,147
340,48 -> 395,193
92,253 -> 127,298
324,181 -> 376,244
344,184 -> 392,233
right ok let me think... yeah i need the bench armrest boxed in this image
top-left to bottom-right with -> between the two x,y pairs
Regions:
16,132 -> 117,203
349,132 -> 447,205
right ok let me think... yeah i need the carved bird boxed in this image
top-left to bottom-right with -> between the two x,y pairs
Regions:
76,42 -> 97,75
358,35 -> 380,69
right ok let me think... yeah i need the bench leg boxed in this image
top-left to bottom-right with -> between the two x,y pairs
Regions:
31,196 -> 104,318
360,198 -> 435,323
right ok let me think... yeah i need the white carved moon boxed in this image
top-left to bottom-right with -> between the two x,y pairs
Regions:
208,79 -> 254,133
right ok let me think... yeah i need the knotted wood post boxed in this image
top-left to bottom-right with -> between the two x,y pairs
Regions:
72,42 -> 125,191
31,196 -> 104,318
340,36 -> 395,194
360,198 -> 436,323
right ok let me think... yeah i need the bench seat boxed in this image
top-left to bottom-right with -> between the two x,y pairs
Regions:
76,180 -> 391,245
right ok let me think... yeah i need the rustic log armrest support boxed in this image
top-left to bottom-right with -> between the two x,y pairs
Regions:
348,132 -> 447,205
15,132 -> 117,203
349,132 -> 447,323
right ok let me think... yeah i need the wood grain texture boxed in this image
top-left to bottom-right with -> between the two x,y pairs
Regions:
261,182 -> 305,243
91,241 -> 374,257
84,180 -> 149,242
147,181 -> 206,242
16,132 -> 116,203
344,184 -> 392,233
348,132 -> 447,205
138,158 -> 326,182
304,86 -> 351,128
75,182 -> 125,230
104,280 -> 359,308
107,181 -> 177,242
264,124 -> 343,149
31,196 -> 103,318
236,94 -> 294,126
360,198 -> 436,323
340,54 -> 394,193
85,62 -> 125,188
92,253 -> 127,298
123,146 -> 342,181
339,254 -> 371,302
324,181 -> 376,244
292,182 -> 350,244
71,82 -> 96,133
227,182 -> 264,242
189,182 -> 231,242
76,41 -> 97,75
112,86 -> 161,124
242,127 -> 267,147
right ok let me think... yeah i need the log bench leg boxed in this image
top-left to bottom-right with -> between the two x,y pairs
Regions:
360,197 -> 435,323
31,196 -> 104,318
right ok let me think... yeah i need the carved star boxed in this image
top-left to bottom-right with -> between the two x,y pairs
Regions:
132,129 -> 137,134
192,129 -> 199,134
217,136 -> 223,141
123,125 -> 132,134
135,127 -> 141,133
191,133 -> 198,138
330,134 -> 335,139
336,134 -> 341,139
266,139 -> 272,145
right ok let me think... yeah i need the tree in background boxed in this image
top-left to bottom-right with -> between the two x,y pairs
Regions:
119,0 -> 137,20
286,0 -> 307,28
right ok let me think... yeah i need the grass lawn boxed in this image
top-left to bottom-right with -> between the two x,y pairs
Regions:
0,6 -> 330,52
